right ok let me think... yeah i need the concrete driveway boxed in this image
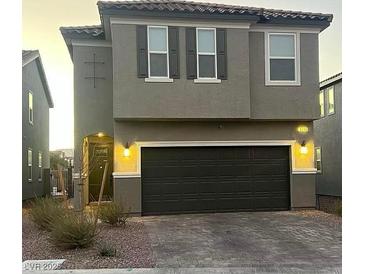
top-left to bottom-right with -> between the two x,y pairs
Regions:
142,211 -> 341,272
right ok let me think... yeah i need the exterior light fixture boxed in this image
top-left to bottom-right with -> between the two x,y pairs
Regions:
123,142 -> 130,157
97,132 -> 104,138
297,125 -> 309,134
300,141 -> 308,154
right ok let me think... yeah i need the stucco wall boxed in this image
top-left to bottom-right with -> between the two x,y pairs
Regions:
314,82 -> 342,196
112,24 -> 251,119
72,45 -> 114,208
113,121 -> 315,173
249,32 -> 320,120
22,60 -> 50,200
73,45 -> 114,168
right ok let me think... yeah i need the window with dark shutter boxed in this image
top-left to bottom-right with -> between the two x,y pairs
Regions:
216,28 -> 227,80
186,27 -> 197,79
136,25 -> 148,78
168,27 -> 180,79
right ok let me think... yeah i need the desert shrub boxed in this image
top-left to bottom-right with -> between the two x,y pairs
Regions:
98,202 -> 129,226
29,197 -> 66,231
335,201 -> 342,217
98,242 -> 117,257
49,211 -> 97,249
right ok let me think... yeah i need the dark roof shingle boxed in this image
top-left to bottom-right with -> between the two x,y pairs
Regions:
97,0 -> 333,22
60,25 -> 104,39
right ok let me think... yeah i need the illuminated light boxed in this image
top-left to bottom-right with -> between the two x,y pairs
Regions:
123,148 -> 130,157
297,125 -> 309,134
300,141 -> 308,154
300,146 -> 308,154
123,142 -> 130,157
97,132 -> 104,138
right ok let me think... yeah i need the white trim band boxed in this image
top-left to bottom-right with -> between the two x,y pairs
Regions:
71,40 -> 112,47
292,168 -> 318,174
113,172 -> 141,178
110,17 -> 251,29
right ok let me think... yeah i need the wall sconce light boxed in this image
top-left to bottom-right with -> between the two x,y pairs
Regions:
300,141 -> 308,154
123,142 -> 130,157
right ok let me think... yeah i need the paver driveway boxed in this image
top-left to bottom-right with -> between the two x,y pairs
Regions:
142,211 -> 341,272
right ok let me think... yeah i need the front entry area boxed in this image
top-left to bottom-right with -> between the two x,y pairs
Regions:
82,134 -> 114,203
141,146 -> 290,216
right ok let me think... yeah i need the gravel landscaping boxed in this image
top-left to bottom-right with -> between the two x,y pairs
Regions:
22,210 -> 155,269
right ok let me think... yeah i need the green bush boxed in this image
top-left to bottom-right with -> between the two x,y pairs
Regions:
98,242 -> 117,257
29,197 -> 66,231
49,211 -> 97,249
98,202 -> 129,226
335,201 -> 342,217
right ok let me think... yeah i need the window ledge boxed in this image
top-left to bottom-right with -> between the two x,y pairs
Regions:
265,80 -> 301,86
144,78 -> 173,83
194,78 -> 222,84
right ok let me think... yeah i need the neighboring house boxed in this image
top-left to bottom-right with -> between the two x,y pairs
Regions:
22,50 -> 54,200
314,73 -> 342,213
61,1 -> 333,214
51,148 -> 74,167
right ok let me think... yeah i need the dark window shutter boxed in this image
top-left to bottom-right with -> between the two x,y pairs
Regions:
168,27 -> 180,79
216,28 -> 227,80
186,27 -> 197,79
136,25 -> 148,78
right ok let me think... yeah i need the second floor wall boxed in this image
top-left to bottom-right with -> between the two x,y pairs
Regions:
110,21 -> 320,120
71,21 -> 322,121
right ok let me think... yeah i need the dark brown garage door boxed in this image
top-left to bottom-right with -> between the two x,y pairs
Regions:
141,146 -> 290,215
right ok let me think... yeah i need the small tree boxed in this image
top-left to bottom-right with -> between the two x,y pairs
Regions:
50,151 -> 69,170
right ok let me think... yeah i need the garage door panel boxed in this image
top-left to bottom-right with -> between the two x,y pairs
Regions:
142,146 -> 290,215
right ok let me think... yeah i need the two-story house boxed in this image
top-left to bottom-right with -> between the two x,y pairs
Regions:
61,1 -> 333,215
22,50 -> 53,200
314,73 -> 342,213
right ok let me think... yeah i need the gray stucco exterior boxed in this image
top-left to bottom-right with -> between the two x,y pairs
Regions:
314,76 -> 342,197
22,54 -> 52,200
61,2 -> 332,212
112,25 -> 251,119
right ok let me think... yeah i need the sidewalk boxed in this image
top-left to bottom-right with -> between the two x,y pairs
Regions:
23,266 -> 341,274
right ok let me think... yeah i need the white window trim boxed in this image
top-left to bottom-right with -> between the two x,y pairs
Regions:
28,91 -> 34,125
319,90 -> 325,118
315,147 -> 322,173
146,25 -> 170,81
196,27 -> 218,81
327,86 -> 335,115
38,151 -> 42,182
194,78 -> 221,84
28,148 -> 32,182
265,32 -> 301,86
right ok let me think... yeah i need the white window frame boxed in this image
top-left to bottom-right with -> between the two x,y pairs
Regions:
319,90 -> 325,117
265,32 -> 301,86
146,25 -> 170,81
38,151 -> 42,182
315,147 -> 322,173
196,27 -> 218,80
28,148 -> 32,182
28,91 -> 33,125
327,86 -> 335,115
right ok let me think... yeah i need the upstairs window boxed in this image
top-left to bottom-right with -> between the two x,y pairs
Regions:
319,91 -> 325,117
266,33 -> 300,86
197,28 -> 217,79
315,147 -> 322,173
28,91 -> 33,124
327,86 -> 335,115
148,26 -> 169,78
38,151 -> 42,181
28,148 -> 32,182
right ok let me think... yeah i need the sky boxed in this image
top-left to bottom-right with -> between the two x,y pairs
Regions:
22,0 -> 342,150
